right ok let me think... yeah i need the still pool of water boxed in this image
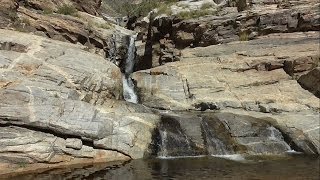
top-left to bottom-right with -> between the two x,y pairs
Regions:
7,154 -> 320,180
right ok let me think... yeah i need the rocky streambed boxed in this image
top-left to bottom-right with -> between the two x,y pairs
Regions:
0,0 -> 319,178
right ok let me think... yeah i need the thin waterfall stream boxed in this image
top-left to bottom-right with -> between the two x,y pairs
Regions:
123,35 -> 138,103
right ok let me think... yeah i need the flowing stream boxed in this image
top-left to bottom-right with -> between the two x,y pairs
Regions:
122,35 -> 138,103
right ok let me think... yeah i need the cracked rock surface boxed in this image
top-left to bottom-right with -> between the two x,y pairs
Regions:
133,31 -> 320,154
0,29 -> 160,171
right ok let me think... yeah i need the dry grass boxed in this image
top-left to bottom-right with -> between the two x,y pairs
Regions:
57,4 -> 78,16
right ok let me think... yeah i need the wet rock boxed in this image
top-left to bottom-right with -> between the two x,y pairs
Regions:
151,112 -> 295,157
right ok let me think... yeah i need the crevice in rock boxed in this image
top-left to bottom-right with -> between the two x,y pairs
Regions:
0,122 -> 133,159
194,102 -> 220,111
237,80 -> 279,88
182,78 -> 193,99
0,41 -> 27,53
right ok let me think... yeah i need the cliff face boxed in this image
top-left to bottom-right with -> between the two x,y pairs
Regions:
0,0 -> 319,176
0,0 -> 159,175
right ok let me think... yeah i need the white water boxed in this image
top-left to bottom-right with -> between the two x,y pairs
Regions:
122,35 -> 138,103
124,35 -> 136,75
157,155 -> 206,159
159,130 -> 169,158
212,154 -> 247,162
267,126 -> 279,141
267,126 -> 292,151
201,120 -> 229,155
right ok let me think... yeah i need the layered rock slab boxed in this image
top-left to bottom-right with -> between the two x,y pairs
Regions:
135,0 -> 320,69
0,29 -> 160,170
133,32 -> 320,153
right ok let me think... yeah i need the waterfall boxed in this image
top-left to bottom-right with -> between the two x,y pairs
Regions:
159,130 -> 169,157
108,34 -> 117,65
200,120 -> 229,155
122,35 -> 138,103
267,126 -> 292,151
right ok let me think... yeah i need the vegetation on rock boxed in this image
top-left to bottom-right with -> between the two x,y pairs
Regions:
57,4 -> 78,16
103,0 -> 179,17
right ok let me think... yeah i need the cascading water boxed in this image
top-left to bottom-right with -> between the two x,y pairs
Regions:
200,120 -> 230,155
159,130 -> 168,157
123,35 -> 138,103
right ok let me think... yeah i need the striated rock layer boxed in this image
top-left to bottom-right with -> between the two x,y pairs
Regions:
135,0 -> 320,69
0,29 -> 160,173
133,31 -> 320,154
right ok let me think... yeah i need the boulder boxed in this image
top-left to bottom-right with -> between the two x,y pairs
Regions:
298,67 -> 320,98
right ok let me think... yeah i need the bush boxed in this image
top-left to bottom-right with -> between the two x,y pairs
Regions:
43,7 -> 54,14
156,3 -> 176,15
239,31 -> 249,41
97,23 -> 112,29
228,0 -> 247,12
200,2 -> 214,10
57,4 -> 78,16
177,9 -> 218,19
103,0 -> 178,17
8,11 -> 18,21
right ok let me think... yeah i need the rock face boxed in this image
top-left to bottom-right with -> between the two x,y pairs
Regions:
135,0 -> 320,69
0,29 -> 161,171
151,112 -> 293,157
298,67 -> 320,98
133,32 -> 319,111
0,126 -> 127,164
19,0 -> 102,16
133,32 -> 320,154
0,0 -> 132,61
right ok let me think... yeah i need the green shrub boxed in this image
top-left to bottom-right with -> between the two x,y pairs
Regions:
228,0 -> 247,12
57,4 -> 78,16
177,9 -> 218,19
20,18 -> 30,25
97,23 -> 112,29
239,31 -> 249,41
200,2 -> 214,10
177,3 -> 189,9
156,3 -> 174,15
103,0 -> 178,17
86,20 -> 113,31
8,11 -> 18,21
43,7 -> 54,14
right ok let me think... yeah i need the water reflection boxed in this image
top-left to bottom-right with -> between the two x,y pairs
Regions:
7,155 -> 320,180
